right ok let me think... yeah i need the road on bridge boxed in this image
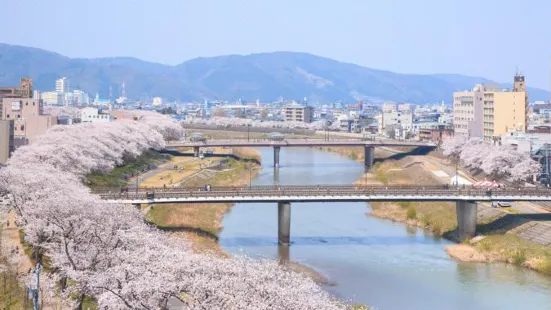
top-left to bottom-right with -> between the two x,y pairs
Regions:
92,184 -> 551,204
166,138 -> 437,148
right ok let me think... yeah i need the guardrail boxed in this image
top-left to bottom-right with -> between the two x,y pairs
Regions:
92,185 -> 551,201
166,139 -> 437,148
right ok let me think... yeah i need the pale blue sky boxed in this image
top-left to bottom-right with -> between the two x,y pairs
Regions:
1,0 -> 550,89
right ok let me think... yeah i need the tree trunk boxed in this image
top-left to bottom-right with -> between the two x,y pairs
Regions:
60,276 -> 67,290
74,293 -> 85,310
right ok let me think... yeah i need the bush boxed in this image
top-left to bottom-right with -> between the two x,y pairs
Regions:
511,249 -> 527,265
396,201 -> 411,209
536,257 -> 551,274
431,221 -> 442,236
406,205 -> 417,220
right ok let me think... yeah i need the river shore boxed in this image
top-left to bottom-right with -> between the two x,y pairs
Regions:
141,147 -> 332,285
319,146 -> 551,276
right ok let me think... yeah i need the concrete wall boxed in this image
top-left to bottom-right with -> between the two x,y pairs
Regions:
0,120 -> 14,164
16,115 -> 57,143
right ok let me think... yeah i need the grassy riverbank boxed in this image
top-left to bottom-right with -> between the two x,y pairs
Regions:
320,146 -> 551,276
447,236 -> 551,275
85,151 -> 167,187
145,149 -> 261,256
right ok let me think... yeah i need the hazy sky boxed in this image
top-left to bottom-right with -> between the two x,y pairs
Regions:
1,0 -> 550,89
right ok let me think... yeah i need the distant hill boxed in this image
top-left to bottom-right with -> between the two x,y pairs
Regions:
0,43 -> 548,104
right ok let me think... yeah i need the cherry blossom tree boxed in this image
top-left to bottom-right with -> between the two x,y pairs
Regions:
441,135 -> 466,158
441,136 -> 541,181
1,111 -> 349,310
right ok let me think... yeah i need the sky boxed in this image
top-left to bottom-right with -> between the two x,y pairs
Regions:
1,0 -> 550,90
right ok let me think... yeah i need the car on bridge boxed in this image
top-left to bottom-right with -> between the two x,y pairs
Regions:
189,132 -> 207,142
492,201 -> 512,208
268,132 -> 285,141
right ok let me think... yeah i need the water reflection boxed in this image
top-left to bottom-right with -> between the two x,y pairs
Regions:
273,167 -> 279,184
221,147 -> 551,310
221,235 -> 447,247
405,225 -> 417,236
277,245 -> 290,263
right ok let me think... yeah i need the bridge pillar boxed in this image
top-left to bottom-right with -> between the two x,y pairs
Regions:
274,146 -> 281,168
278,201 -> 291,246
193,146 -> 200,157
456,200 -> 477,241
364,146 -> 374,169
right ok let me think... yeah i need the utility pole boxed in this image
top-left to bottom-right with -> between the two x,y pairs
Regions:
455,158 -> 459,188
249,163 -> 252,189
544,143 -> 551,187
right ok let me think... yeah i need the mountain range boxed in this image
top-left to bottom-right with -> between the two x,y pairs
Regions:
0,43 -> 548,104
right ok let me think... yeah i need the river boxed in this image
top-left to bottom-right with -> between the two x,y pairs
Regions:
220,147 -> 551,310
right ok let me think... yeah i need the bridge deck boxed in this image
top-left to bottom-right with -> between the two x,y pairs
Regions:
93,185 -> 551,204
166,139 -> 437,148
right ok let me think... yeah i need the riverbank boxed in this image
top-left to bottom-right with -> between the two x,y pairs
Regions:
145,148 -> 261,256
142,147 -> 333,285
320,146 -> 551,276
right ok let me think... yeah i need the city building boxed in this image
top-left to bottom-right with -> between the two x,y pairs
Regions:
1,98 -> 57,145
417,123 -> 453,142
453,74 -> 528,140
284,104 -> 313,123
55,77 -> 70,93
41,91 -> 62,105
81,107 -> 113,123
0,120 -> 14,164
152,97 -> 163,106
378,108 -> 413,138
0,78 -> 33,99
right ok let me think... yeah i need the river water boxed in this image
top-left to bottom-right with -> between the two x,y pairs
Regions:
220,147 -> 551,310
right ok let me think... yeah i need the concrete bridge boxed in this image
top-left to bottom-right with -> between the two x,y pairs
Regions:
93,185 -> 551,245
166,139 -> 437,168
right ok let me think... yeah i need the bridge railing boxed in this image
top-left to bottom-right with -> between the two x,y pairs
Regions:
91,185 -> 551,200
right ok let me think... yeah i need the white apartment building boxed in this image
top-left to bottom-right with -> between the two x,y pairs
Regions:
55,77 -> 70,93
453,86 -> 484,138
81,107 -> 112,123
378,109 -> 413,138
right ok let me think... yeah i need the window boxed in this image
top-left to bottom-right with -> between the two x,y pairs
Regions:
21,125 -> 24,131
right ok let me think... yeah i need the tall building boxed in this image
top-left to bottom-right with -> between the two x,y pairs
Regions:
55,77 -> 70,93
284,104 -> 313,123
453,74 -> 528,140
